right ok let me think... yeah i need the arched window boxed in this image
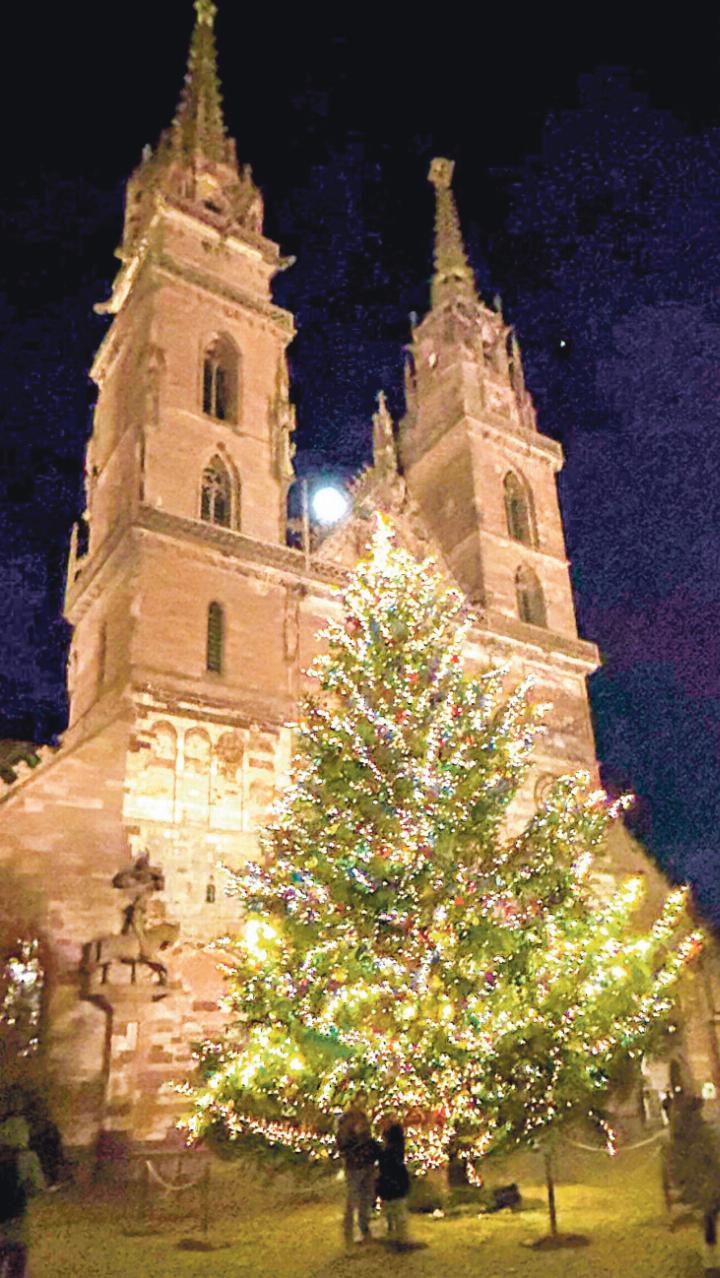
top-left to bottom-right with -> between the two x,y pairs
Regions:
202,337 -> 238,423
515,565 -> 546,628
206,602 -> 224,674
504,472 -> 534,546
200,456 -> 233,528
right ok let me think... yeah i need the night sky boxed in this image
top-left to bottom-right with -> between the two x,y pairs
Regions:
2,4 -> 720,918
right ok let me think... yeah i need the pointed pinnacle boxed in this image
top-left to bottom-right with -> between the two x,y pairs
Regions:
428,157 -> 479,309
172,0 -> 229,163
195,0 -> 217,23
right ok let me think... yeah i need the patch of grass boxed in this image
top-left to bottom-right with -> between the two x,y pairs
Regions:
27,1144 -> 703,1277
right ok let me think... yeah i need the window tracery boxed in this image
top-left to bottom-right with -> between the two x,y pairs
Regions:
202,336 -> 238,423
515,564 -> 546,628
200,457 -> 233,528
504,472 -> 534,546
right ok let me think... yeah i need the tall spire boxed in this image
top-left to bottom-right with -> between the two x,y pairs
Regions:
427,158 -> 479,310
172,0 -> 230,163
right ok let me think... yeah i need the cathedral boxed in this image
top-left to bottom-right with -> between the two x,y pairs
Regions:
1,0 -> 717,1150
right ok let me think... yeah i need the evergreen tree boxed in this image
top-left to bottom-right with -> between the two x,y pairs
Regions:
185,519 -> 700,1174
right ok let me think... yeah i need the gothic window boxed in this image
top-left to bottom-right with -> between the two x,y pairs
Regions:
515,565 -> 546,628
202,337 -> 238,423
504,472 -> 534,546
206,601 -> 224,674
200,456 -> 233,528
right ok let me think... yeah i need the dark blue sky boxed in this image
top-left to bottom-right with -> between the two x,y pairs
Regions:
2,3 -> 720,918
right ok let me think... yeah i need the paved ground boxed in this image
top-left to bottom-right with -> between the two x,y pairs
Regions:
28,1142 -> 707,1277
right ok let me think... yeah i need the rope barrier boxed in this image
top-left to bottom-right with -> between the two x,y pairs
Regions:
144,1159 -> 206,1192
136,1159 -> 211,1239
561,1128 -> 668,1155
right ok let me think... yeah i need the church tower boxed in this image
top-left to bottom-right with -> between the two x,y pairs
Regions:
398,159 -> 599,813
401,159 -> 577,640
0,0 -> 309,1145
65,0 -> 296,744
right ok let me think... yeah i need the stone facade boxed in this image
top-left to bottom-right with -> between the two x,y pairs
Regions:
1,1 -> 715,1147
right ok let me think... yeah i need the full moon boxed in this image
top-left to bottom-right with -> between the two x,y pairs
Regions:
311,485 -> 349,524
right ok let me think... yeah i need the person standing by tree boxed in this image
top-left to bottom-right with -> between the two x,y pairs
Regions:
377,1121 -> 410,1248
336,1107 -> 381,1247
0,1116 -> 45,1278
667,1082 -> 720,1276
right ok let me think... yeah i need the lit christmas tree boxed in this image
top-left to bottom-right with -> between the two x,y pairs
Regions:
184,519 -> 701,1175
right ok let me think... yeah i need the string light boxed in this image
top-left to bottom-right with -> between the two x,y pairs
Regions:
0,938 -> 43,1058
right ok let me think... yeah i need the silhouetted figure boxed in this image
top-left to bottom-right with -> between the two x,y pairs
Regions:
336,1107 -> 380,1247
376,1122 -> 410,1248
668,1088 -> 720,1275
0,1116 -> 45,1278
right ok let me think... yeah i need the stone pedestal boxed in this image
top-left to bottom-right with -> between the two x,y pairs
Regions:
82,968 -> 190,1153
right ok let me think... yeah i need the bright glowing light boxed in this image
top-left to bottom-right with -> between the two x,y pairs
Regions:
311,485 -> 349,525
244,918 -> 278,961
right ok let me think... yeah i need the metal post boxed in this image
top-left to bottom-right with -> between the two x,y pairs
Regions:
140,1158 -> 150,1229
544,1149 -> 558,1237
201,1164 -> 210,1238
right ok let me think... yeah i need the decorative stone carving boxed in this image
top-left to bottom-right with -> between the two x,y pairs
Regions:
212,730 -> 244,828
372,391 -> 398,478
272,356 -> 296,481
177,729 -> 211,824
283,585 -> 303,664
534,772 -> 559,805
143,343 -> 166,427
133,721 -> 178,821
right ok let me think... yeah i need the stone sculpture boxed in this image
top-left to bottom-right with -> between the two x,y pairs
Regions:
82,854 -> 179,986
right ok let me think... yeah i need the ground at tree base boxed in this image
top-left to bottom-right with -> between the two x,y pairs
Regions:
25,1144 -> 710,1277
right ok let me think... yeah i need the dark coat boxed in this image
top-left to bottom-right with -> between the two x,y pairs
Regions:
376,1146 -> 410,1201
337,1130 -> 381,1174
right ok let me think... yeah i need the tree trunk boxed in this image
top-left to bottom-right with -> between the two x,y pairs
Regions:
544,1149 -> 558,1237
